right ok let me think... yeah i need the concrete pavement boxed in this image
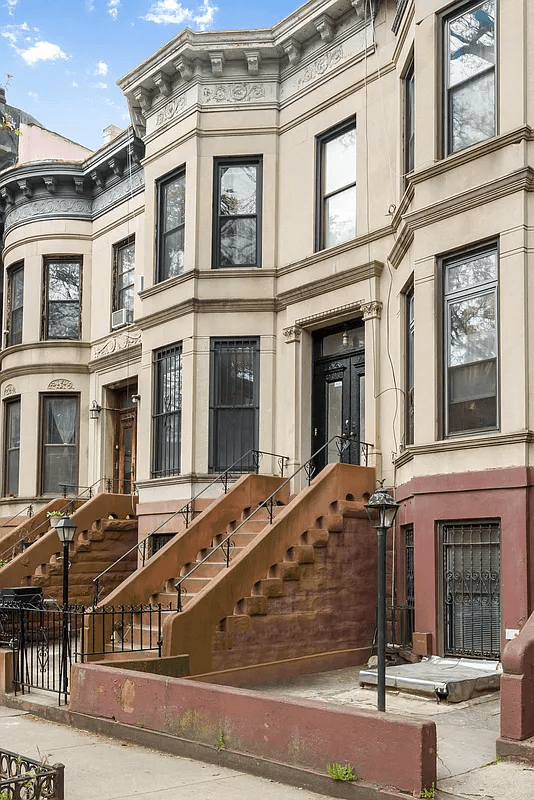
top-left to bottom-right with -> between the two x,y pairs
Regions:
0,705 -> 333,800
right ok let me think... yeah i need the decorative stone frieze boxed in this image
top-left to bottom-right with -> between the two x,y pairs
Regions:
245,50 -> 260,75
314,14 -> 335,42
297,45 -> 343,90
4,197 -> 91,228
283,326 -> 302,343
47,379 -> 74,391
209,52 -> 225,76
201,82 -> 269,104
282,38 -> 302,66
155,94 -> 187,127
92,171 -> 144,214
92,329 -> 142,360
3,384 -> 16,397
361,301 -> 382,321
174,57 -> 193,81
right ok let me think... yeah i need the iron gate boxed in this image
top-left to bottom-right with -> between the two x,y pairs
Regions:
443,521 -> 501,659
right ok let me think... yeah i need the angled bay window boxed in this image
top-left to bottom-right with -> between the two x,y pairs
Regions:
152,343 -> 182,478
157,169 -> 185,282
316,118 -> 356,251
6,262 -> 23,346
213,158 -> 262,268
43,258 -> 81,340
41,395 -> 79,495
444,1 -> 496,155
156,168 -> 185,283
4,397 -> 20,496
444,244 -> 498,436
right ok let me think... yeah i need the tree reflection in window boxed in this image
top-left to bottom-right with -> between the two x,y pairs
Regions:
44,259 -> 81,339
214,159 -> 261,268
446,1 -> 495,154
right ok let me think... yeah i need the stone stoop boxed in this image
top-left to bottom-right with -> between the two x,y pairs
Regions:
19,515 -> 138,607
208,500 -> 377,671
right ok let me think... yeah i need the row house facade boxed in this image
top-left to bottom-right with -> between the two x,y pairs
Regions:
0,0 -> 531,662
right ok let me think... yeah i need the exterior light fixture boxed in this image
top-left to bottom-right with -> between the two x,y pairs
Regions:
55,514 -> 77,704
365,482 -> 400,712
90,401 -> 101,419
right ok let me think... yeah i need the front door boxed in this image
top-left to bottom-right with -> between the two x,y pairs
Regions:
115,408 -> 136,494
312,321 -> 365,471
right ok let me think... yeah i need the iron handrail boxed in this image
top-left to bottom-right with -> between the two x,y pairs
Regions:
175,436 -> 372,610
0,477 -> 108,562
0,503 -> 33,532
92,448 -> 289,605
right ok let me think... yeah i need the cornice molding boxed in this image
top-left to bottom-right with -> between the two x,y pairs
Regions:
0,340 -> 91,366
139,267 -> 276,300
0,362 -> 90,382
136,296 -> 276,331
389,166 -> 534,268
395,429 -> 534,468
277,228 -> 391,278
88,344 -> 142,374
276,261 -> 384,310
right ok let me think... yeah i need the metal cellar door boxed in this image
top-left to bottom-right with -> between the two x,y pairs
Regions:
443,521 -> 501,660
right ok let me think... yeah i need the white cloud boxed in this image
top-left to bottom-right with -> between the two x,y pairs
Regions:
2,21 -> 31,46
94,61 -> 108,76
86,0 -> 95,9
92,81 -> 108,89
108,0 -> 120,20
4,0 -> 20,16
72,81 -> 78,87
142,0 -> 217,29
28,90 -> 37,99
20,41 -> 69,66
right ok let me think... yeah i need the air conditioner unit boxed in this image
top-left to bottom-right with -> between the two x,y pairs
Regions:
111,308 -> 133,329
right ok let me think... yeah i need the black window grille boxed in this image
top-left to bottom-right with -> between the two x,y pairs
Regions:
152,343 -> 182,478
209,338 -> 259,472
443,520 -> 501,659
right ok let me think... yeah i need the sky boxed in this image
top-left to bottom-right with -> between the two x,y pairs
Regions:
1,0 -> 297,151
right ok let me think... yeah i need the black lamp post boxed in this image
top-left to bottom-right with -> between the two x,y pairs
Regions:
55,515 -> 77,702
365,482 -> 399,712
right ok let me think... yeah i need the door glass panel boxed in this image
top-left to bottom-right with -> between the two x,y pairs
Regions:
322,327 -> 364,356
327,380 -> 343,462
122,426 -> 133,493
359,375 -> 365,442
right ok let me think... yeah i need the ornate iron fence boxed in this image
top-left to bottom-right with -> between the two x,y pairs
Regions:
0,748 -> 64,799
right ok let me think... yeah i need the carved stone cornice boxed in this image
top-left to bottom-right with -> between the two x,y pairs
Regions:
152,71 -> 172,97
283,326 -> 302,343
295,301 -> 365,329
17,180 -> 32,199
314,14 -> 335,42
108,157 -> 124,178
244,50 -> 260,75
43,177 -> 57,194
209,51 -> 225,76
174,56 -> 193,81
361,300 -> 382,321
133,86 -> 152,113
91,171 -> 105,190
0,362 -> 90,381
282,38 -> 302,66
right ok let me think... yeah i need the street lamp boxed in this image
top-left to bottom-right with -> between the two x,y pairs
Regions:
55,515 -> 77,703
365,482 -> 399,712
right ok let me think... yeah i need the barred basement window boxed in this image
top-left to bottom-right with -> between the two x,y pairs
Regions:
152,343 -> 182,478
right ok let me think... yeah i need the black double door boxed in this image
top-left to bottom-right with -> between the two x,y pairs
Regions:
312,322 -> 365,471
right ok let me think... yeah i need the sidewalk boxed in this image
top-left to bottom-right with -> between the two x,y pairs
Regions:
3,670 -> 534,799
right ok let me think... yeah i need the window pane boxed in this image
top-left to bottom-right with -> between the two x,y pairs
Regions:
163,228 -> 184,278
43,446 -> 77,495
48,302 -> 80,339
325,188 -> 356,248
449,394 -> 496,433
11,307 -> 22,345
322,327 -> 364,356
6,450 -> 19,496
450,359 -> 496,402
324,129 -> 356,195
42,396 -> 78,495
12,269 -> 23,309
118,242 -> 135,275
451,71 -> 494,152
448,1 -> 495,89
220,166 -> 257,215
118,286 -> 134,313
447,250 -> 497,292
449,292 -> 495,366
219,217 -> 256,266
163,175 -> 185,232
46,398 -> 77,445
48,263 -> 80,301
7,401 -> 20,448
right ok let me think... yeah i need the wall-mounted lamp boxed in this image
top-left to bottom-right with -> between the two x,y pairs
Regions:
89,401 -> 114,420
131,394 -> 141,403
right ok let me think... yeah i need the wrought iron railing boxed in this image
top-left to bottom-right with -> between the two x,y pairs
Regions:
92,448 -> 289,605
0,601 -> 169,705
175,436 -> 373,610
0,748 -> 64,799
